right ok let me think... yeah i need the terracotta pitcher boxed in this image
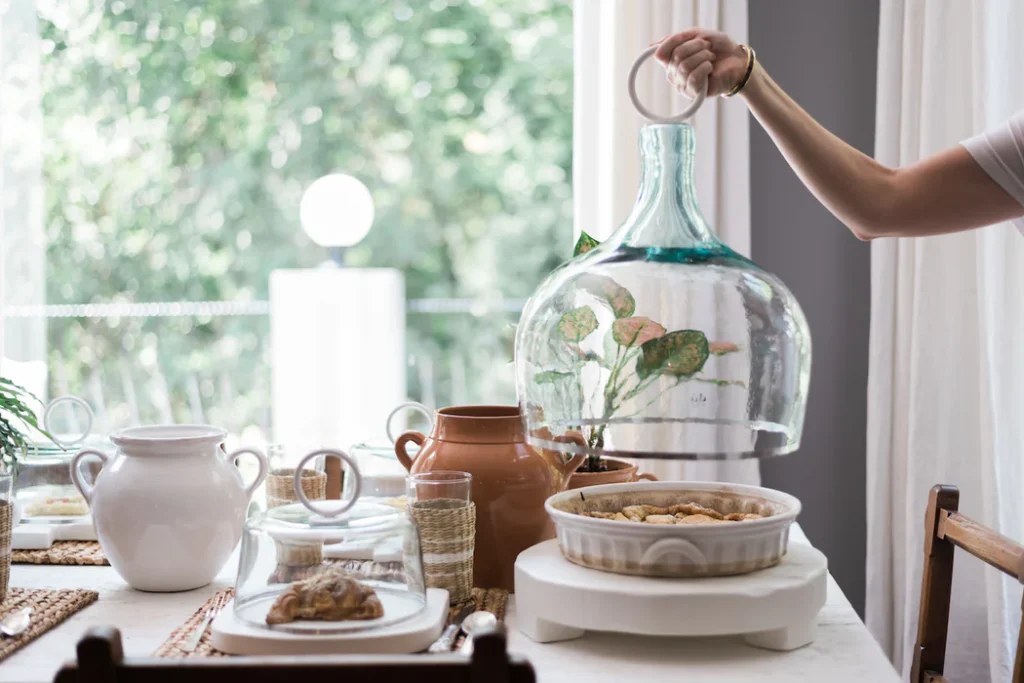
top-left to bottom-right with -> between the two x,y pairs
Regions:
395,405 -> 584,590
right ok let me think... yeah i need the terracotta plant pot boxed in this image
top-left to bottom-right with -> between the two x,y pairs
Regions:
567,456 -> 658,490
395,405 -> 585,591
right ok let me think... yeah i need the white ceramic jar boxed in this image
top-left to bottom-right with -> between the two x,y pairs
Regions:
71,425 -> 267,592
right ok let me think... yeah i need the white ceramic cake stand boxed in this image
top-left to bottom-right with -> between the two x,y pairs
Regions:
210,587 -> 448,655
515,539 -> 827,651
13,516 -> 97,549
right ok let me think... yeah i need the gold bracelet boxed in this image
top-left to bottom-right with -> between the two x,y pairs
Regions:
724,45 -> 756,97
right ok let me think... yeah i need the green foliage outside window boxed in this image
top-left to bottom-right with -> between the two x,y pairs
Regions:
38,0 -> 572,435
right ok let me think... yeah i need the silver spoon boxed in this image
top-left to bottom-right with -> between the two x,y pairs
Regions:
428,603 -> 475,653
459,610 -> 497,654
0,608 -> 32,638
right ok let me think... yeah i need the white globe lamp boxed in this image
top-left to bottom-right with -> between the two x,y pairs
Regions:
299,173 -> 375,263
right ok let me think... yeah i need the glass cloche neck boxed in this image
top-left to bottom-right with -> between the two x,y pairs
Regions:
617,123 -> 716,249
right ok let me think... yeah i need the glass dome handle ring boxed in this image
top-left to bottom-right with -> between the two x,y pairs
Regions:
294,448 -> 362,518
627,44 -> 707,124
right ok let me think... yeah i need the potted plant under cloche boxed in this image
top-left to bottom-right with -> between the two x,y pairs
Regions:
526,232 -> 743,490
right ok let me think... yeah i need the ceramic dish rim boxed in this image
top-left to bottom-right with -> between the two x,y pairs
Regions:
545,480 -> 802,531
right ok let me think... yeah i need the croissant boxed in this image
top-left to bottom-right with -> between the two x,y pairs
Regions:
266,567 -> 384,625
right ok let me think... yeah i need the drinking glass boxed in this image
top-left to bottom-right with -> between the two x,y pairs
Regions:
406,471 -> 474,604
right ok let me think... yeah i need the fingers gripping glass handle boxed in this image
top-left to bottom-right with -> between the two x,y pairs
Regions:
627,45 -> 707,124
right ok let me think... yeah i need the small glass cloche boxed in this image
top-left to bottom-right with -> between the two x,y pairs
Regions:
234,449 -> 425,633
15,396 -> 106,514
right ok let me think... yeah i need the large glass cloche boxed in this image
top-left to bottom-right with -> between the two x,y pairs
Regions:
514,48 -> 811,461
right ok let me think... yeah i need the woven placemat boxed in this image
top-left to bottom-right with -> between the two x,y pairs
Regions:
154,586 -> 510,658
0,588 -> 99,663
12,541 -> 108,566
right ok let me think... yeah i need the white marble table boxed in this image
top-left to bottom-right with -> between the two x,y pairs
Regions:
2,529 -> 899,683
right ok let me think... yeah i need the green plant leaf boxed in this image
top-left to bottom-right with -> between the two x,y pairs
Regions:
612,317 -> 666,347
573,231 -> 600,257
0,376 -> 59,467
534,370 -> 573,384
556,306 -> 599,343
636,330 -> 710,380
576,274 -> 635,318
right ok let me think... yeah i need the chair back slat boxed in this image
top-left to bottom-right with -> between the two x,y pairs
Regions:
911,486 -> 958,682
1015,595 -> 1024,683
939,511 -> 1024,581
912,485 -> 1024,683
55,624 -> 535,683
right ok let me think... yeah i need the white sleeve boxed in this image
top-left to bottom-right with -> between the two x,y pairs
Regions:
961,112 -> 1024,234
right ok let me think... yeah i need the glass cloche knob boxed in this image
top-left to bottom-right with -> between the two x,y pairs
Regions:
514,48 -> 811,461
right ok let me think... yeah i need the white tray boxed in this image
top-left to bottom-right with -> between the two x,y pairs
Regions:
13,516 -> 97,549
210,587 -> 448,655
515,539 -> 827,651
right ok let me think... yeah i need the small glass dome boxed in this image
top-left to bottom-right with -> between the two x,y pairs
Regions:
515,122 -> 811,460
234,449 -> 425,633
15,395 -> 106,506
344,441 -> 409,498
339,401 -> 431,498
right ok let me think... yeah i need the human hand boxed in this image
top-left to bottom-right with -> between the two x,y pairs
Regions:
653,28 -> 748,99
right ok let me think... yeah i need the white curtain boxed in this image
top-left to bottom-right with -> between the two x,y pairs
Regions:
572,0 -> 755,483
867,1 -> 1024,680
0,0 -> 46,394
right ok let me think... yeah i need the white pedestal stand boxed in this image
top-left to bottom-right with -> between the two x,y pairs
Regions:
515,539 -> 827,651
13,516 -> 96,549
210,588 -> 448,655
270,268 -> 405,452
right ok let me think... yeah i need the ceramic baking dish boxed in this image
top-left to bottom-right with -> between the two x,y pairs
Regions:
545,481 -> 801,577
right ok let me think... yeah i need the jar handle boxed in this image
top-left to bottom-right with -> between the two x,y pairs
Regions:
385,402 -> 433,444
627,45 -> 707,124
294,449 -> 361,518
69,448 -> 109,505
228,447 -> 269,500
394,431 -> 426,471
552,431 -> 587,489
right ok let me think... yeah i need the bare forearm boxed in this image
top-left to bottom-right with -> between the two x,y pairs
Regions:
739,63 -> 896,239
657,28 -> 1024,237
739,62 -> 1022,239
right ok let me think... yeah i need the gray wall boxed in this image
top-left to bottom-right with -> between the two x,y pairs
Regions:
750,0 -> 879,616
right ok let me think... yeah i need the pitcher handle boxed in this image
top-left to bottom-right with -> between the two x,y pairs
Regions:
394,431 -> 426,471
70,449 -> 109,505
552,431 -> 587,489
228,447 -> 269,499
635,472 -> 659,482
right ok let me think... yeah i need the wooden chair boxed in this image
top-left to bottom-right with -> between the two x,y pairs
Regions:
54,624 -> 534,683
912,485 -> 1024,683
